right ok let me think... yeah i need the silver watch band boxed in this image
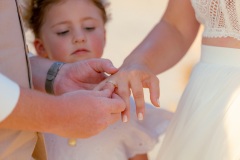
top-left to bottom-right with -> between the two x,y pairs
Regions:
45,62 -> 65,94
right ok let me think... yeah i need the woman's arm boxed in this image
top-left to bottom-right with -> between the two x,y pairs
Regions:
96,0 -> 200,121
123,0 -> 200,74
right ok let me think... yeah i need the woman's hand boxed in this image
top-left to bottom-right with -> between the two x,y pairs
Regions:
95,62 -> 160,122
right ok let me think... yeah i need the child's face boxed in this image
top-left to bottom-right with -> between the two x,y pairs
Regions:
35,0 -> 106,63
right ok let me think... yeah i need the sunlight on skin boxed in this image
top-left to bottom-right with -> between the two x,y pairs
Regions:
25,1 -> 201,159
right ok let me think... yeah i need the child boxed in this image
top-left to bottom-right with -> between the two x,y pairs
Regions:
22,0 -> 172,159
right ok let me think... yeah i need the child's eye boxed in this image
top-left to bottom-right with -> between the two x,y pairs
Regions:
56,30 -> 69,36
84,27 -> 95,31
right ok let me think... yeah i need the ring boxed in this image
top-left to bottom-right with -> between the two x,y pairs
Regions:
106,80 -> 118,88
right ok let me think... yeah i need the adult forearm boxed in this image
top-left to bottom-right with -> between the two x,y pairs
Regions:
0,87 -> 57,133
0,85 -> 125,138
123,20 -> 193,75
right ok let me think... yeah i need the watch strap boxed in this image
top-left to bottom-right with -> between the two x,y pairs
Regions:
45,62 -> 65,94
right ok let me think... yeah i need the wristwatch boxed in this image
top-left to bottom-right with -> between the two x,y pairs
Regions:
45,62 -> 65,94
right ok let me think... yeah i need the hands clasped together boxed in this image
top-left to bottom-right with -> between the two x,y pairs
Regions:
94,59 -> 160,123
51,58 -> 159,138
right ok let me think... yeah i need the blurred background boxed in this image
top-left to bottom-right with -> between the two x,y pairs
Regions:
26,0 -> 202,159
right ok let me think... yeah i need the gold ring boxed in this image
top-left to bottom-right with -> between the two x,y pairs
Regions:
106,80 -> 118,88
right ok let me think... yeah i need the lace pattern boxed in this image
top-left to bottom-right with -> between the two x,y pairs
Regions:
191,0 -> 240,40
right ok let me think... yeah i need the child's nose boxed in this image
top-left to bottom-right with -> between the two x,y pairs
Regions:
72,31 -> 86,44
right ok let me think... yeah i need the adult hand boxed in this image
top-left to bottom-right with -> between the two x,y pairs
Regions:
94,62 -> 160,122
54,58 -> 118,95
1,82 -> 125,138
52,83 -> 125,138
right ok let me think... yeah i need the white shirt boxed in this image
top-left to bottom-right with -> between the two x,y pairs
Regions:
0,73 -> 20,122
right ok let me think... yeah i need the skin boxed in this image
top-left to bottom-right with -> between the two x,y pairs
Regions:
32,0 -> 147,159
96,0 -> 240,125
0,56 -> 126,138
0,0 -> 126,139
34,0 -> 106,63
95,0 -> 199,120
0,83 -> 125,138
30,56 -> 118,93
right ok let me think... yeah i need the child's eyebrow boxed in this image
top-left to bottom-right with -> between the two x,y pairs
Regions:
51,21 -> 70,28
51,17 -> 99,28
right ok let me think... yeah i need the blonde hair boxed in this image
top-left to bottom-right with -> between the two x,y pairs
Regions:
22,0 -> 110,38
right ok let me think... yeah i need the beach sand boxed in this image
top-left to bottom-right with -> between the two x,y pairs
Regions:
26,1 -> 202,159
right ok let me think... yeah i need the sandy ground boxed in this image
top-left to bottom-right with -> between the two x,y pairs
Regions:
26,0 -> 202,159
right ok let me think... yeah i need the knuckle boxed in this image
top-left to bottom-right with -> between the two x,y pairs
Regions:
153,76 -> 160,84
118,89 -> 130,97
101,58 -> 111,64
128,70 -> 139,77
133,91 -> 144,99
104,58 -> 111,63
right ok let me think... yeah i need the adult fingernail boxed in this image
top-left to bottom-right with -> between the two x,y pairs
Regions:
122,115 -> 128,123
138,113 -> 143,121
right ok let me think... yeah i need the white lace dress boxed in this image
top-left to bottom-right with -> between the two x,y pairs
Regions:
157,0 -> 240,160
44,98 -> 172,160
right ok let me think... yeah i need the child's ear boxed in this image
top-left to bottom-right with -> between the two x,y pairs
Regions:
34,39 -> 48,58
